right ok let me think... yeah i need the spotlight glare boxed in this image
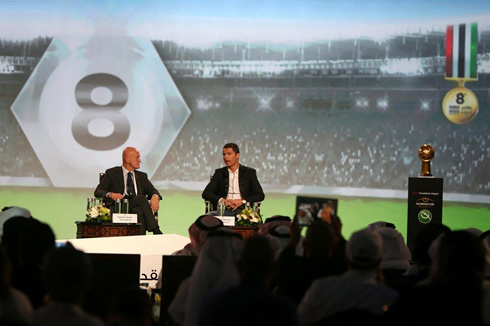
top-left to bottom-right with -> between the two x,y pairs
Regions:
377,97 -> 389,110
419,98 -> 432,111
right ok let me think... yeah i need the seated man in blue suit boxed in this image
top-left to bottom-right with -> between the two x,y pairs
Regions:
202,143 -> 265,215
94,146 -> 163,235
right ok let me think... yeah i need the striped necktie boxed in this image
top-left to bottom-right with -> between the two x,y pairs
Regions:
127,172 -> 135,196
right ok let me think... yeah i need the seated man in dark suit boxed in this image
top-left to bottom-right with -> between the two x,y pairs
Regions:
94,146 -> 163,235
202,143 -> 265,215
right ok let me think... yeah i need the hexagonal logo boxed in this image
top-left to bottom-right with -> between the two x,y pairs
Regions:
10,35 -> 190,188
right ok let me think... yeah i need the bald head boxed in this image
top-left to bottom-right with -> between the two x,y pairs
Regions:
122,147 -> 141,171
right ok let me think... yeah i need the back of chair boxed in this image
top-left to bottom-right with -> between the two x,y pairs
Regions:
97,172 -> 113,210
84,253 -> 141,321
159,255 -> 198,325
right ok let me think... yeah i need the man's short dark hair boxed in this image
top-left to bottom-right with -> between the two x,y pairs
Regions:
223,143 -> 240,154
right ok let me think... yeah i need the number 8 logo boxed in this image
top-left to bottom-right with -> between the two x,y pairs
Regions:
456,92 -> 465,105
72,73 -> 130,151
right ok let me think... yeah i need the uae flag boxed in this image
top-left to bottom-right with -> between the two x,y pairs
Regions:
445,22 -> 478,79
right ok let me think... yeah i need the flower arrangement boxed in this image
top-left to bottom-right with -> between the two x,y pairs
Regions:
86,205 -> 111,222
236,208 -> 262,227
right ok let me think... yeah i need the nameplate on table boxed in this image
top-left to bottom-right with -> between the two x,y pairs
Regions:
216,216 -> 235,226
112,213 -> 138,223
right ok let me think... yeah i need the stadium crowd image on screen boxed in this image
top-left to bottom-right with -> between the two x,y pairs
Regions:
0,0 -> 488,240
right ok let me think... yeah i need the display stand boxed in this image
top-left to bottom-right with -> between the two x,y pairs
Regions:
407,177 -> 443,251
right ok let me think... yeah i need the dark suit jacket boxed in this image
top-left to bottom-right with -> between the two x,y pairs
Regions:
202,164 -> 265,209
94,166 -> 161,207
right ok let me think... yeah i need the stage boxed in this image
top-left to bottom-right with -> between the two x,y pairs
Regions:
57,234 -> 190,289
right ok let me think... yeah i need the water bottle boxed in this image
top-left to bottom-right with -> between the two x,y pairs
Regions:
115,199 -> 121,213
218,201 -> 225,216
245,202 -> 252,211
123,198 -> 129,214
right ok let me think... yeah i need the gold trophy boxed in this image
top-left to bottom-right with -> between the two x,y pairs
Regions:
418,144 -> 435,177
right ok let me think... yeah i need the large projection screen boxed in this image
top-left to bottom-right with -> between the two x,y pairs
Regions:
0,0 -> 489,240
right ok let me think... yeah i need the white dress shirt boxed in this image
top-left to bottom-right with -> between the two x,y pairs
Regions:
226,168 -> 241,200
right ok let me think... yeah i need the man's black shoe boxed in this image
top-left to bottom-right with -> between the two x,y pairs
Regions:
152,227 -> 163,235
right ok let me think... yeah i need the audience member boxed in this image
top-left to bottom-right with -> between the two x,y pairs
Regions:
107,288 -> 153,326
154,214 -> 224,316
1,217 -> 30,267
199,235 -> 298,326
0,248 -> 33,325
384,230 -> 486,325
297,228 -> 399,325
31,242 -> 104,326
258,215 -> 292,236
376,226 -> 411,284
408,223 -> 451,276
480,230 -> 490,281
1,203 -> 485,326
172,215 -> 224,256
259,215 -> 295,259
1,217 -> 55,309
367,221 -> 396,230
274,217 -> 346,306
479,230 -> 490,325
465,227 -> 483,238
155,215 -> 224,295
168,228 -> 244,326
330,214 -> 348,273
388,223 -> 451,294
0,206 -> 31,238
265,224 -> 291,259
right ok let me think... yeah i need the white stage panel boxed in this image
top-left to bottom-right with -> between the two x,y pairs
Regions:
57,234 -> 190,288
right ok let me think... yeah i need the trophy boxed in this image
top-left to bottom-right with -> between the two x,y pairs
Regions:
418,144 -> 435,177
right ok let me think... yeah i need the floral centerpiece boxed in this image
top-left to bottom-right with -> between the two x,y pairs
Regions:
86,205 -> 111,222
236,207 -> 263,227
